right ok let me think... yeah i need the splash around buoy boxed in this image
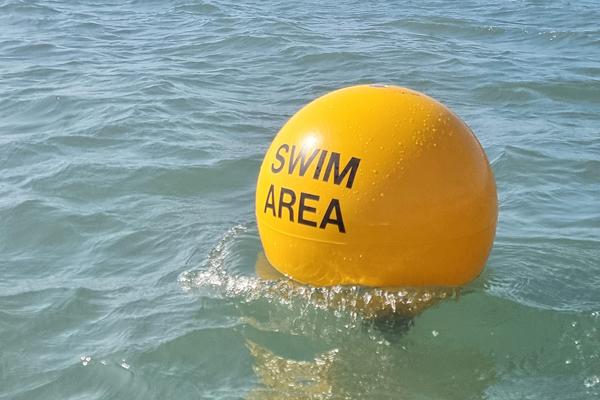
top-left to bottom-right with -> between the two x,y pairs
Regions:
255,84 -> 497,287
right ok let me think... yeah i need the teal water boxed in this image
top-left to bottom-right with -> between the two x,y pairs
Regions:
1,1 -> 599,398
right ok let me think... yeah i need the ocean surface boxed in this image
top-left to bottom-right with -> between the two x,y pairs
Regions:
1,1 -> 599,399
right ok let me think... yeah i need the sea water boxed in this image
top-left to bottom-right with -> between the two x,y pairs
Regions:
1,1 -> 599,399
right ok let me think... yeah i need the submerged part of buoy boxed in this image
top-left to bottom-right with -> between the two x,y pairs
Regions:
255,84 -> 497,287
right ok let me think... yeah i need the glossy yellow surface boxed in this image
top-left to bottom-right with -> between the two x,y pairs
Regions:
255,85 -> 497,287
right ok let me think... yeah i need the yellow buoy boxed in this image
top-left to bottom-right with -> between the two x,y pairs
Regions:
255,85 -> 497,287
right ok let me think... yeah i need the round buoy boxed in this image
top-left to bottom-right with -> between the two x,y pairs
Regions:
255,85 -> 497,287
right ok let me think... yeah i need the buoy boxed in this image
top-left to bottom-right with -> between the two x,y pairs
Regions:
255,84 -> 497,287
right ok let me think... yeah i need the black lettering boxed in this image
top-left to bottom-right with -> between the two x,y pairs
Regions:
288,145 -> 320,176
271,144 -> 289,173
319,198 -> 346,233
263,184 -> 276,216
312,149 -> 328,180
322,152 -> 361,189
298,192 -> 319,227
278,187 -> 296,221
